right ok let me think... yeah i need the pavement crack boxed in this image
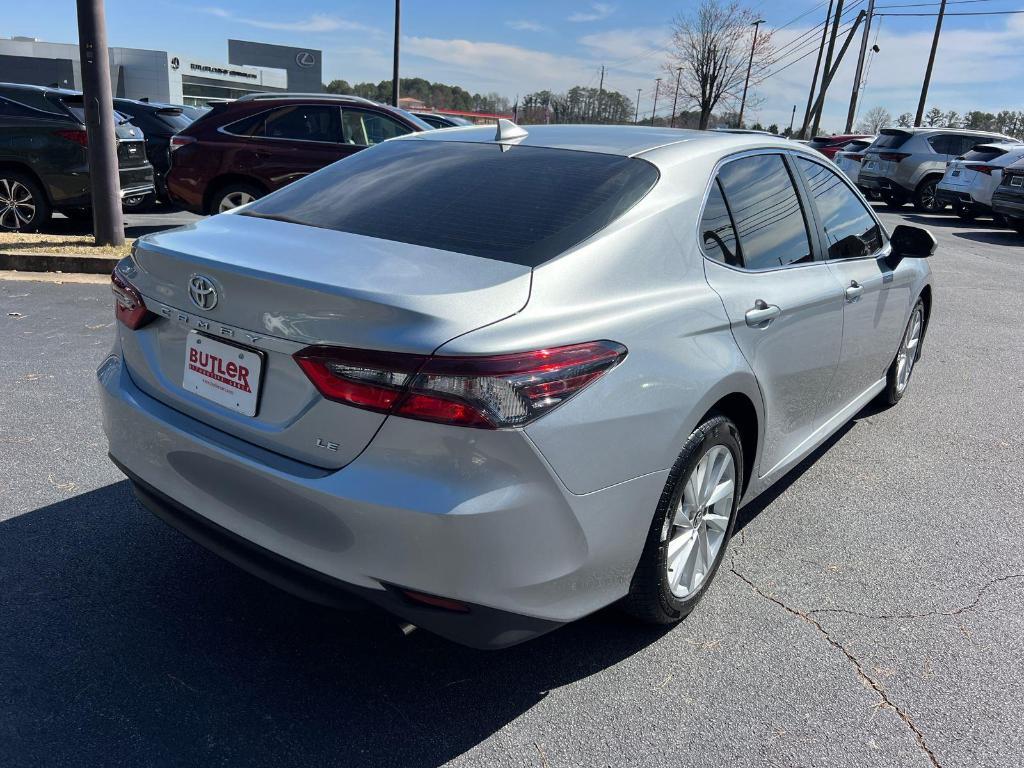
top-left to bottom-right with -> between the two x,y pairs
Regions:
730,562 -> 943,768
809,573 -> 1024,622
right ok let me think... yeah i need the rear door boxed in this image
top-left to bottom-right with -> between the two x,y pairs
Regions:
701,152 -> 845,477
793,155 -> 910,416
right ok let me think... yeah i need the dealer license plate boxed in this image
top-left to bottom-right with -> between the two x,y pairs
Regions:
182,332 -> 263,416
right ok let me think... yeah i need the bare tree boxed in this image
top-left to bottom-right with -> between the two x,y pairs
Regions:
857,106 -> 892,134
665,0 -> 773,130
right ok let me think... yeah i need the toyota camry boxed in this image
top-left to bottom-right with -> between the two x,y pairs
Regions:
99,122 -> 935,648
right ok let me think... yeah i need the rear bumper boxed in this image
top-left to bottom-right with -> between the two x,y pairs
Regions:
858,173 -> 911,196
935,185 -> 990,213
97,351 -> 665,648
991,190 -> 1024,219
119,165 -> 155,198
164,170 -> 206,214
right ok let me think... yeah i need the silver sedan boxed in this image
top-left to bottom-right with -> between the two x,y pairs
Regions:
99,122 -> 934,648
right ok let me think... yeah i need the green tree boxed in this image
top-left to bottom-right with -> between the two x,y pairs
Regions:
924,107 -> 944,127
896,112 -> 913,128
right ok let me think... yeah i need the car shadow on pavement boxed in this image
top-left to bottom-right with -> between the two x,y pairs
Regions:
0,480 -> 670,768
950,229 -> 1023,246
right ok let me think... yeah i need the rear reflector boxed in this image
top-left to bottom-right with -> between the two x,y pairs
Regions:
294,340 -> 627,429
398,589 -> 471,613
111,268 -> 154,330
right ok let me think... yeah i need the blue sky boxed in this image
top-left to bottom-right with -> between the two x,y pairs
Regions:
9,1 -> 1024,131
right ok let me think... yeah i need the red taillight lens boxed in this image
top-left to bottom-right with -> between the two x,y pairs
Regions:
879,152 -> 910,163
851,153 -> 865,163
293,341 -> 628,429
969,164 -> 998,176
169,134 -> 196,153
111,268 -> 154,330
55,129 -> 89,147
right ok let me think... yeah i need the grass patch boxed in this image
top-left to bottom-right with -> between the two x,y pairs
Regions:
0,232 -> 132,258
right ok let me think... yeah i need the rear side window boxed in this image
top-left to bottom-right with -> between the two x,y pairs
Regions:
699,180 -> 741,267
796,158 -> 883,260
241,140 -> 659,266
715,154 -> 813,270
873,131 -> 911,150
341,109 -> 412,146
264,105 -> 340,142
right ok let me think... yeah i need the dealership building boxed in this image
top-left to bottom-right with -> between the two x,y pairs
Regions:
0,36 -> 323,105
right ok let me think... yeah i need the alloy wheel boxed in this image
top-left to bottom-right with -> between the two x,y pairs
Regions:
0,178 -> 36,230
895,306 -> 923,394
919,182 -> 939,212
218,191 -> 256,213
664,444 -> 736,599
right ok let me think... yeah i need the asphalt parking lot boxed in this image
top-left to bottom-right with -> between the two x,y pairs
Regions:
1,208 -> 1022,768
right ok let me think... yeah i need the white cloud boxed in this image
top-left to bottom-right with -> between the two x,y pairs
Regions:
506,20 -> 548,33
578,27 -> 670,72
199,7 -> 370,33
568,3 -> 615,23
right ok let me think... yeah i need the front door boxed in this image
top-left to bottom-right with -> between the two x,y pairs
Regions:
700,153 -> 845,478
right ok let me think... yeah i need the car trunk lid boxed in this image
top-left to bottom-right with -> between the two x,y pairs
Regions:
120,214 -> 532,468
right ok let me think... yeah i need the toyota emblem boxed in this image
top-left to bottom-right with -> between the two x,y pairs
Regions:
188,275 -> 218,310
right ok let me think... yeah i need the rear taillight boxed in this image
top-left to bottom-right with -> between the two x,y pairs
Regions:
294,341 -> 627,429
851,153 -> 865,163
968,164 -> 999,176
879,152 -> 910,163
111,268 -> 154,330
169,134 -> 196,153
54,129 -> 89,147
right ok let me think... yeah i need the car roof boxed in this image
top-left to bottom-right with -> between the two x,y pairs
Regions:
393,123 -> 796,160
882,126 -> 1013,138
0,81 -> 80,97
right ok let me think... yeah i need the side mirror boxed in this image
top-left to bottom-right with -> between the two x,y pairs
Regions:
890,224 -> 936,259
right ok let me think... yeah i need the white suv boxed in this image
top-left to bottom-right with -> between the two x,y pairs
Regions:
858,128 -> 1017,212
936,142 -> 1024,220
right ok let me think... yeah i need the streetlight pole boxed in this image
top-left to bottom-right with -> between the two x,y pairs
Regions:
915,0 -> 946,127
391,0 -> 400,107
75,0 -> 123,246
634,88 -> 641,124
651,77 -> 662,125
670,66 -> 682,128
737,18 -> 765,130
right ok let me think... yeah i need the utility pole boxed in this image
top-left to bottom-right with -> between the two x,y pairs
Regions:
789,104 -> 797,135
670,66 -> 682,128
845,0 -> 874,132
800,0 -> 834,139
811,0 -> 845,137
75,0 -> 123,246
737,18 -> 766,130
651,77 -> 662,125
596,65 -> 605,124
634,88 -> 641,124
915,0 -> 946,127
391,0 -> 400,107
806,11 -> 866,136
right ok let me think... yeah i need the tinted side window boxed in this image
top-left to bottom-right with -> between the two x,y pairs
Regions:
263,105 -> 340,142
717,154 -> 813,270
797,157 -> 883,260
699,180 -> 741,267
341,109 -> 412,146
223,111 -> 266,137
927,135 -> 956,155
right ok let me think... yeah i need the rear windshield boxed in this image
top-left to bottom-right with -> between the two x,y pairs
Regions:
240,140 -> 660,266
962,146 -> 1007,162
807,137 -> 832,149
872,131 -> 911,150
844,139 -> 872,152
153,109 -> 193,132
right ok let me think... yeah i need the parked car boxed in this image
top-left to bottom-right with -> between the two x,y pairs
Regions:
0,83 -> 154,231
935,142 -> 1024,220
990,158 -> 1024,234
807,134 -> 873,160
857,127 -> 1016,212
833,137 -> 875,182
113,98 -> 196,209
100,124 -> 934,649
165,93 -> 431,214
411,111 -> 474,129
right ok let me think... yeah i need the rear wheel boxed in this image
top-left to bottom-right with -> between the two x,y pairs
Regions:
210,183 -> 263,214
1010,218 -> 1024,236
913,178 -> 944,213
880,299 -> 925,407
883,193 -> 906,210
953,203 -> 976,221
624,415 -> 743,624
0,172 -> 50,232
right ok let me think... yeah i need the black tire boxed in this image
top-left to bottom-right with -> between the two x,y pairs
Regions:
1011,218 -> 1024,236
880,299 -> 925,407
882,194 -> 906,210
953,203 -> 976,221
913,178 -> 944,213
992,214 -> 1008,228
623,415 -> 744,624
208,182 -> 263,215
0,171 -> 51,232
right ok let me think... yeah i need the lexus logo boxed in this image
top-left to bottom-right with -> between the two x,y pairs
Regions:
188,275 -> 218,311
295,51 -> 316,68
170,56 -> 180,70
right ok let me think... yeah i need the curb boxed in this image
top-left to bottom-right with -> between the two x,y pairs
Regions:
0,251 -> 118,275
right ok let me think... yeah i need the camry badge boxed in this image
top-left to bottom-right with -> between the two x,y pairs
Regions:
188,275 -> 218,311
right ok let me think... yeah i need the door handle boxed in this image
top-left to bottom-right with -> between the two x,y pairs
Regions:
745,299 -> 782,328
845,281 -> 864,303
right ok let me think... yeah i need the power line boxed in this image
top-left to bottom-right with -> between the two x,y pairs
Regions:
875,8 -> 1024,14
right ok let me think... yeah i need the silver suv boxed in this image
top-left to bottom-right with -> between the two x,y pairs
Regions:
858,127 -> 1017,212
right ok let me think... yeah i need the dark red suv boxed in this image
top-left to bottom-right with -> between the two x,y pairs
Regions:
165,94 -> 430,214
